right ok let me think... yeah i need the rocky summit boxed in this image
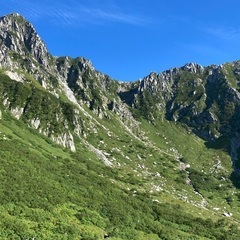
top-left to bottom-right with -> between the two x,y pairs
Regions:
1,13 -> 240,239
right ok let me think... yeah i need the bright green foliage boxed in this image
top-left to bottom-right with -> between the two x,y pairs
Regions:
0,108 -> 240,239
133,90 -> 158,120
0,72 -> 82,135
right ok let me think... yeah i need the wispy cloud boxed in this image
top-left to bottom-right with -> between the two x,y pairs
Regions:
204,26 -> 240,42
181,42 -> 228,57
2,0 -> 147,27
81,8 -> 146,26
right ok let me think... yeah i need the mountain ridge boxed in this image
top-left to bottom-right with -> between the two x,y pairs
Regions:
1,13 -> 240,239
1,13 -> 240,172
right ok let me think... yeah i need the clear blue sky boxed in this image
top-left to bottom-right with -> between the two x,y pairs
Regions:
1,0 -> 240,81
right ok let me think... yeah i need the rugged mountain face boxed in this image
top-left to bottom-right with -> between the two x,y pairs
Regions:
2,13 -> 240,150
1,13 -> 240,239
0,13 -> 133,151
121,62 -> 240,144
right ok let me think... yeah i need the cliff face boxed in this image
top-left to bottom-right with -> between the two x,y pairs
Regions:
0,13 -> 133,151
0,13 -> 50,67
1,13 -> 240,158
121,62 -> 240,141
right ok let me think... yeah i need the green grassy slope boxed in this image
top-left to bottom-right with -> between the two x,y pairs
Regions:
0,110 -> 240,239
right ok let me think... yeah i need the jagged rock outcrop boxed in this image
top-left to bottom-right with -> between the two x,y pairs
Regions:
0,13 -> 142,153
120,61 -> 240,141
1,12 -> 240,176
0,13 -> 51,69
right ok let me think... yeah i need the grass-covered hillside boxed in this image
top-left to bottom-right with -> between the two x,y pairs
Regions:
1,104 -> 240,239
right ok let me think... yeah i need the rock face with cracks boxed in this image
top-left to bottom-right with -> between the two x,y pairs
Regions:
1,13 -> 240,176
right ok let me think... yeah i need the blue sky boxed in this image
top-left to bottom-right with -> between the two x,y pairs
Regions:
1,0 -> 240,81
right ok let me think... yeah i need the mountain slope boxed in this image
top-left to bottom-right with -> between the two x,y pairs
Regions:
1,104 -> 239,239
0,13 -> 240,239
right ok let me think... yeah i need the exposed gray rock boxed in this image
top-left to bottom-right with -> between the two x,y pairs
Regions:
5,70 -> 24,82
85,141 -> 113,166
52,132 -> 75,152
181,63 -> 204,74
30,117 -> 41,129
10,106 -> 24,119
0,13 -> 50,68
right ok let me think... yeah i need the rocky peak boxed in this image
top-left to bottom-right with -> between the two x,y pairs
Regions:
0,13 -> 50,68
181,63 -> 204,74
139,63 -> 204,94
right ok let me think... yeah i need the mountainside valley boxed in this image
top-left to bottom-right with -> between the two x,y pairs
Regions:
1,13 -> 240,239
